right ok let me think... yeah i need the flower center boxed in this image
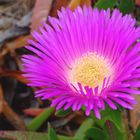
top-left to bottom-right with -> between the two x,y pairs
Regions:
70,52 -> 111,88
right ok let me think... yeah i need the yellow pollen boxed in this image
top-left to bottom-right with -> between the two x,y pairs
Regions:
70,52 -> 111,88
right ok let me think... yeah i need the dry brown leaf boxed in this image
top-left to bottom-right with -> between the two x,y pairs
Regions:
49,0 -> 70,17
136,0 -> 140,5
69,0 -> 91,10
0,84 -> 4,113
0,0 -> 92,59
23,108 -> 45,117
130,94 -> 140,129
5,35 -> 32,51
31,0 -> 53,31
81,0 -> 91,6
0,70 -> 28,84
0,35 -> 32,58
69,0 -> 81,10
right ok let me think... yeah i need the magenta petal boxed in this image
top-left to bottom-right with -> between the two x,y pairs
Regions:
104,98 -> 117,110
110,97 -> 133,110
93,106 -> 101,119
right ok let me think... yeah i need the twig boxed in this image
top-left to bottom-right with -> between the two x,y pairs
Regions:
0,83 -> 4,113
3,101 -> 27,130
0,69 -> 28,84
0,82 -> 26,130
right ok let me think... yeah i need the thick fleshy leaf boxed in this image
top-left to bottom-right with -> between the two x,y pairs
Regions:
74,118 -> 94,139
91,106 -> 123,130
85,127 -> 107,140
134,125 -> 140,140
118,0 -> 134,14
0,131 -> 79,140
27,107 -> 55,131
94,0 -> 117,9
55,108 -> 71,117
104,121 -> 126,140
48,125 -> 59,140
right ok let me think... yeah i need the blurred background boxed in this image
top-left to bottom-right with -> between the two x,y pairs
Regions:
0,0 -> 140,139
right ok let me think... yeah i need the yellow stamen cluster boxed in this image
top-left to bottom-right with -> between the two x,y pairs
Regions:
70,52 -> 111,88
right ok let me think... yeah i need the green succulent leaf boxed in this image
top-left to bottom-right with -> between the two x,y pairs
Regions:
94,0 -> 118,10
0,131 -> 79,140
48,124 -> 59,140
85,127 -> 107,140
74,118 -> 94,140
134,125 -> 140,140
91,106 -> 123,130
118,0 -> 134,14
55,108 -> 71,117
103,121 -> 126,140
27,107 -> 55,131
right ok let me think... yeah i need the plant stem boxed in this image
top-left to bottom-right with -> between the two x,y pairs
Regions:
106,120 -> 115,140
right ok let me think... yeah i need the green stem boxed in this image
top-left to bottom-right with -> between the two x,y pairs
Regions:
106,120 -> 115,140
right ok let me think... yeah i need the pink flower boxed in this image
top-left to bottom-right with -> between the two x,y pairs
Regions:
22,6 -> 140,119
